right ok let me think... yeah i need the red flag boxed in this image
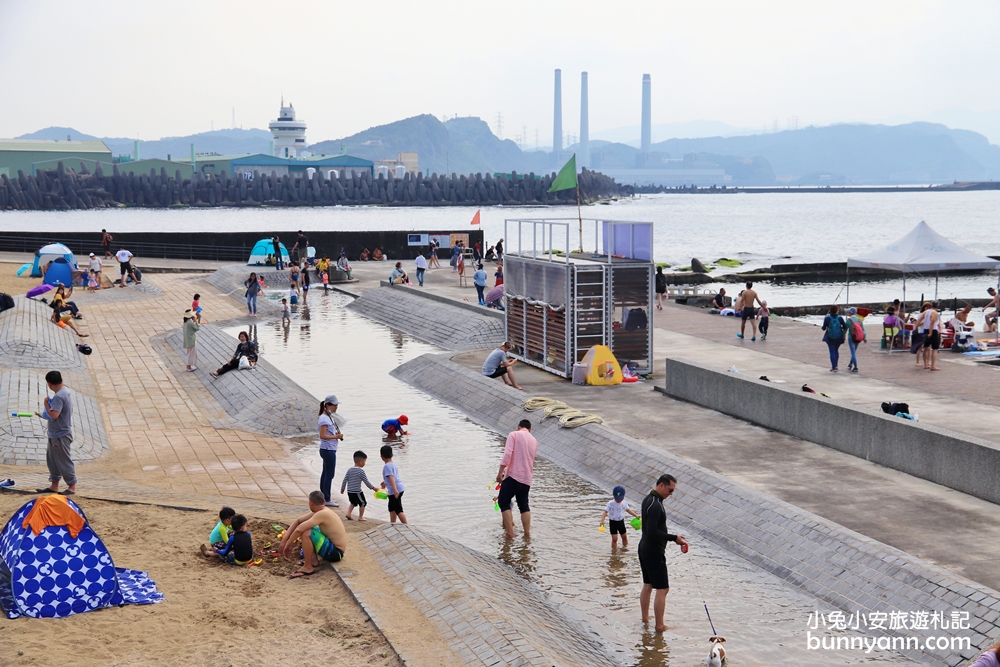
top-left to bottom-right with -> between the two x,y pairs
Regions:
470,210 -> 481,225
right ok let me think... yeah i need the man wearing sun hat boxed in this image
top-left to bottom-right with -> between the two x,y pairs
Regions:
182,308 -> 201,372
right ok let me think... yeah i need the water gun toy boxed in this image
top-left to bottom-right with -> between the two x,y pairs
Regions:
11,412 -> 35,417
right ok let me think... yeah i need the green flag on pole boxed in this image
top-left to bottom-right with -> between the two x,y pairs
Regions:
547,154 -> 578,193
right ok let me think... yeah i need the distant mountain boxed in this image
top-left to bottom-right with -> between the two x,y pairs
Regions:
310,114 -> 552,176
18,127 -> 102,141
651,123 -> 1000,184
17,120 -> 1000,186
590,120 -> 751,146
16,127 -> 273,161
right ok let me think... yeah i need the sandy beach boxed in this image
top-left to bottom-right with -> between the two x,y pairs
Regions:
0,492 -> 402,667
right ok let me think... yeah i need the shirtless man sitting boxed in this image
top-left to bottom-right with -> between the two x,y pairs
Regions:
280,490 -> 348,578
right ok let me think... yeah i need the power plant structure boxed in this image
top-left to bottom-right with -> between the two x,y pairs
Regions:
553,69 -> 563,165
579,72 -> 589,169
641,74 -> 651,155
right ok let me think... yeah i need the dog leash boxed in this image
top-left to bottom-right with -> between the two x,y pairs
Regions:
684,544 -> 720,636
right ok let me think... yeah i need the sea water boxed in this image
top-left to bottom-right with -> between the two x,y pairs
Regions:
226,291 -> 912,666
9,190 -> 1000,305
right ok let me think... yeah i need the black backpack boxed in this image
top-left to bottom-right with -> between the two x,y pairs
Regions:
0,292 -> 14,313
881,401 -> 910,416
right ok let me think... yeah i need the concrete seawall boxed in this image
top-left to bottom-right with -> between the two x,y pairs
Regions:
347,286 -> 504,351
660,357 -> 1000,506
391,352 -> 1000,665
347,523 -> 619,667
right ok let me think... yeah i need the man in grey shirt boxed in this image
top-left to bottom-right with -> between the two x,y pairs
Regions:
482,341 -> 523,390
38,370 -> 77,495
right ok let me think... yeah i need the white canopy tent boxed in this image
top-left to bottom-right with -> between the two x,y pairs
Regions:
846,220 -> 1000,308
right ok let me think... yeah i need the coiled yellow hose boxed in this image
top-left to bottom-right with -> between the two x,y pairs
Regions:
522,397 -> 604,428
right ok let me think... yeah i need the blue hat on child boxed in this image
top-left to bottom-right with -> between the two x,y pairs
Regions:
612,485 -> 625,500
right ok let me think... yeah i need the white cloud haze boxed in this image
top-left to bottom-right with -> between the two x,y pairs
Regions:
1,0 -> 998,144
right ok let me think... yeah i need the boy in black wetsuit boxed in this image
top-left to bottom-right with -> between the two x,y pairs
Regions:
201,514 -> 254,565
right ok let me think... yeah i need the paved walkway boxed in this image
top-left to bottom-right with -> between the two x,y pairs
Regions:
0,272 -> 316,504
657,301 -> 1000,444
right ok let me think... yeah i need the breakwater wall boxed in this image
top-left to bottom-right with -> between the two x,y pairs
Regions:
665,259 -> 998,286
636,182 -> 1000,194
0,161 -> 627,211
391,352 -> 1000,665
0,230 -> 484,264
661,357 -> 1000,506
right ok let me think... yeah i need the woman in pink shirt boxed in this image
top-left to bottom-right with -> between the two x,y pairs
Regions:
495,419 -> 538,538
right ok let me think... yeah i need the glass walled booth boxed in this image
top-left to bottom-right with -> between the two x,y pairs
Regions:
503,218 -> 655,378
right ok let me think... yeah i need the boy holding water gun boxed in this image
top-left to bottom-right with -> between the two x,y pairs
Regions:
600,485 -> 640,549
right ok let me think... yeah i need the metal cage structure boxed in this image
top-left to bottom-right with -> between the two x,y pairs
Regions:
502,218 -> 655,378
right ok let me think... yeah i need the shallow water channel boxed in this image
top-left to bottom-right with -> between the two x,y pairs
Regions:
227,290 -> 910,666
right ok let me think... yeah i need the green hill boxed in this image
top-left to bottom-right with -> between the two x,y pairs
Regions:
310,115 -> 553,176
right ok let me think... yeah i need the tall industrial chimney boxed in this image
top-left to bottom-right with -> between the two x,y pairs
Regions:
579,72 -> 589,170
641,74 -> 652,154
553,69 -> 563,164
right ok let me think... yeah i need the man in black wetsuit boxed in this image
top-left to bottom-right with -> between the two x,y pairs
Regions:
638,474 -> 688,632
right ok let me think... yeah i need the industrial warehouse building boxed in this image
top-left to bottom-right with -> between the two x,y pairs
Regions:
0,139 -> 112,177
193,153 -> 375,179
0,139 -> 375,181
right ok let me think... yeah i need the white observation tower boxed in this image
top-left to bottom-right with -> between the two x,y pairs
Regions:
269,100 -> 307,158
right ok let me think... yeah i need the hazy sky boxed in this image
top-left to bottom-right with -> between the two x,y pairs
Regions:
2,0 -> 999,145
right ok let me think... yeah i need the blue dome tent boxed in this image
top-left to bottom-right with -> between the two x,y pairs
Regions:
0,496 -> 162,619
30,243 -> 77,278
42,257 -> 74,287
248,238 -> 289,266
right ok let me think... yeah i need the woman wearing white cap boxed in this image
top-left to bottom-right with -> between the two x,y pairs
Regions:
318,395 -> 343,507
182,309 -> 202,372
87,253 -> 102,285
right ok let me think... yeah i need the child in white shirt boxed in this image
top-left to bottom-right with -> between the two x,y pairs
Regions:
599,485 -> 640,549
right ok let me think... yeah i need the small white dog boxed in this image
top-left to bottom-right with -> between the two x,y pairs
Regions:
706,635 -> 727,667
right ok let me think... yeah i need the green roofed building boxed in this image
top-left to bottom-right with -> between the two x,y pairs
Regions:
177,153 -> 374,179
107,158 -> 194,180
0,139 -> 112,178
295,154 -> 374,179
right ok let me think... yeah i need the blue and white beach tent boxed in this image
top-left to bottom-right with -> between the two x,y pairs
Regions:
248,238 -> 290,266
0,497 -> 162,619
30,243 -> 78,278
